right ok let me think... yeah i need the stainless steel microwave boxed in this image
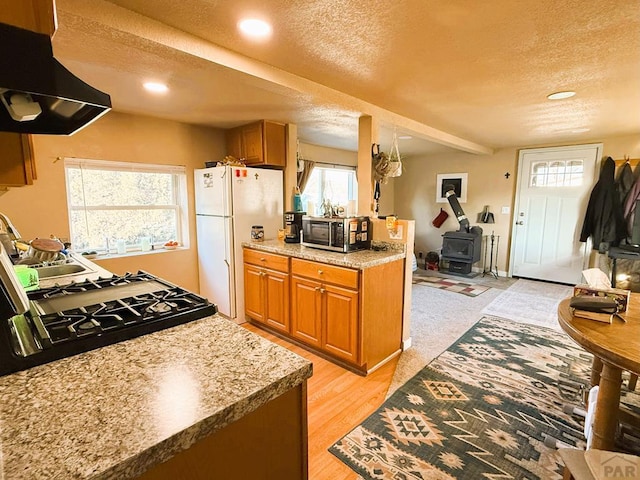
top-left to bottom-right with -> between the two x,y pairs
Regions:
301,216 -> 371,253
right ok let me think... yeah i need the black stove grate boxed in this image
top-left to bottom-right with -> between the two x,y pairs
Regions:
0,271 -> 217,376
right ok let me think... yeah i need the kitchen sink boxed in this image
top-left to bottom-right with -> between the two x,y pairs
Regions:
35,263 -> 87,279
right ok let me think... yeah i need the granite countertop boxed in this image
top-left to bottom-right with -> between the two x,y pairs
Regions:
242,240 -> 406,269
0,315 -> 312,480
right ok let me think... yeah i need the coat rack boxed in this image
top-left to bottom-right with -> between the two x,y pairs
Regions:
613,156 -> 640,167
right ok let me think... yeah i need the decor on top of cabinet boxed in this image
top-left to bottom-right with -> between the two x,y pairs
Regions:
205,155 -> 246,168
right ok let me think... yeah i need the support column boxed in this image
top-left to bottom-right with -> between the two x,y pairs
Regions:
284,123 -> 298,213
357,115 -> 378,216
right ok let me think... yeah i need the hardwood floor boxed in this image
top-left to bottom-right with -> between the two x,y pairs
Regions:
243,323 -> 399,480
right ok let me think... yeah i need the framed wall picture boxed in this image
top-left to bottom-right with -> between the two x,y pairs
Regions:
436,173 -> 468,203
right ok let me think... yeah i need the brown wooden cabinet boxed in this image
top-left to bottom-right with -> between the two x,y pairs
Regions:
225,120 -> 286,167
0,133 -> 36,187
0,0 -> 57,36
291,276 -> 323,348
138,383 -> 308,480
244,246 -> 405,374
291,260 -> 359,363
243,249 -> 290,333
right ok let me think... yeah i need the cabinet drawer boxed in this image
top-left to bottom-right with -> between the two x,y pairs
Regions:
291,258 -> 359,289
244,248 -> 289,273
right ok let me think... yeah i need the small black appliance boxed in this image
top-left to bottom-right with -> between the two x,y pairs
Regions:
284,211 -> 305,243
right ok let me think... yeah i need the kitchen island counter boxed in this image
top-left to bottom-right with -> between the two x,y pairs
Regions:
242,239 -> 405,269
0,314 -> 312,480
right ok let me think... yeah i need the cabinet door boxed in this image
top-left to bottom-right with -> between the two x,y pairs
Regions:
264,269 -> 290,333
0,0 -> 56,36
0,133 -> 35,186
241,122 -> 264,164
323,284 -> 359,363
225,127 -> 243,160
263,121 -> 286,167
244,264 -> 265,323
291,276 -> 322,348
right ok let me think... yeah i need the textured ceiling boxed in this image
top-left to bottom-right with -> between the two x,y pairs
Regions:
51,0 -> 640,156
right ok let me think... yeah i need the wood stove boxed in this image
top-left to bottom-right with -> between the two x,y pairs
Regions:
441,231 -> 482,274
441,185 -> 483,275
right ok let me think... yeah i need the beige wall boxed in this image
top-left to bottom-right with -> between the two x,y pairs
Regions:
393,134 -> 640,275
393,149 -> 515,272
0,111 -> 225,291
298,141 -> 357,167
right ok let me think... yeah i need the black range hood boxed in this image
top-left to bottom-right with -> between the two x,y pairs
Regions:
0,22 -> 111,135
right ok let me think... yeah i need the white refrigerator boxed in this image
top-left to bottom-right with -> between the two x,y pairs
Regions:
194,166 -> 283,323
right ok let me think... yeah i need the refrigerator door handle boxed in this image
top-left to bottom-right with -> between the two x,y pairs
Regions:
223,217 -> 230,267
222,168 -> 230,218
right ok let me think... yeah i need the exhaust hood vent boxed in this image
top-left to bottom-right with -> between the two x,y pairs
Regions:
0,22 -> 111,135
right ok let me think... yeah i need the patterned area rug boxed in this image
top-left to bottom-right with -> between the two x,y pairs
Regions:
330,316 -> 640,479
412,276 -> 490,297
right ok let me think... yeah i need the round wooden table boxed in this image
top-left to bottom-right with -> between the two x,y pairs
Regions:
557,295 -> 640,450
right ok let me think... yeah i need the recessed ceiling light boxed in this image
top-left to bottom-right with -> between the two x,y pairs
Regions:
398,135 -> 413,140
547,91 -> 576,100
238,18 -> 272,39
143,82 -> 168,94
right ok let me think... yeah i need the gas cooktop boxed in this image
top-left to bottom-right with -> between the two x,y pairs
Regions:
0,271 -> 217,376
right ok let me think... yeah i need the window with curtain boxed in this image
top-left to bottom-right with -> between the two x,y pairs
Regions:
301,165 -> 357,215
64,158 -> 188,254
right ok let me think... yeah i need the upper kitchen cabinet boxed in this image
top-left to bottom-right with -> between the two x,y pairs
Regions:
225,120 -> 287,168
0,133 -> 36,186
0,0 -> 57,36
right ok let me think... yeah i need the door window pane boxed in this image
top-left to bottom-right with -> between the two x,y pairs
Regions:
529,160 -> 584,187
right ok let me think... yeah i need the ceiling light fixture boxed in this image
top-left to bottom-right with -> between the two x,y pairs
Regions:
547,91 -> 576,100
238,18 -> 272,39
143,82 -> 169,94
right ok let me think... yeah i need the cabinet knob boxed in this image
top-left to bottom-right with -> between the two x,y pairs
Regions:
320,288 -> 326,294
260,257 -> 266,262
314,286 -> 320,291
318,270 -> 323,275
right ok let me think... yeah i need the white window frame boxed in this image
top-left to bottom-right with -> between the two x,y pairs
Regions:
64,158 -> 188,255
301,164 -> 357,214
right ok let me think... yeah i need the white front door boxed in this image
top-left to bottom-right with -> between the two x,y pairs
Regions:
509,144 -> 602,284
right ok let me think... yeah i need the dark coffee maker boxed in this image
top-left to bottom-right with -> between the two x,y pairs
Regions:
284,211 -> 305,243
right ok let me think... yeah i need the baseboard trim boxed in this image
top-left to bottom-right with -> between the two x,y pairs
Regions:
402,337 -> 412,350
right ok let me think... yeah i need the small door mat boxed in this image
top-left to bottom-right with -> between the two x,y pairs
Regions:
412,275 -> 490,297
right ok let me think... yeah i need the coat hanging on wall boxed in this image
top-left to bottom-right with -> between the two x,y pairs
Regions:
580,157 -> 626,250
615,161 -> 634,207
